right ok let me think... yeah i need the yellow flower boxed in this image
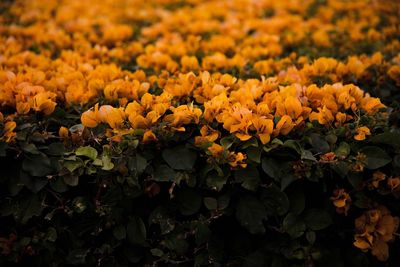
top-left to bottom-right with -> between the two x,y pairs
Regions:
81,104 -> 100,128
98,105 -> 125,129
368,171 -> 386,189
143,130 -> 157,143
354,206 -> 399,261
276,96 -> 303,119
228,152 -> 247,168
388,65 -> 400,86
222,104 -> 253,141
59,126 -> 69,139
354,126 -> 371,141
309,106 -> 334,125
273,115 -> 294,136
331,188 -> 351,215
16,102 -> 30,114
208,143 -> 225,157
181,56 -> 200,71
32,92 -> 57,115
164,103 -> 202,129
252,115 -> 274,144
361,96 -> 385,114
195,125 -> 220,146
387,177 -> 400,192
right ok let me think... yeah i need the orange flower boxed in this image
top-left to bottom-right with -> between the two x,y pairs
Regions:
354,206 -> 399,261
273,115 -> 294,136
331,188 -> 351,215
208,143 -> 225,157
361,96 -> 385,114
195,125 -> 220,146
222,104 -> 253,141
276,96 -> 303,119
98,105 -> 125,129
354,126 -> 371,141
59,126 -> 69,139
387,177 -> 400,192
368,171 -> 386,189
228,152 -> 247,168
164,103 -> 202,130
16,102 -> 30,114
181,56 -> 200,71
252,115 -> 274,144
32,92 -> 57,115
143,130 -> 157,143
309,105 -> 334,125
81,104 -> 100,128
320,152 -> 336,162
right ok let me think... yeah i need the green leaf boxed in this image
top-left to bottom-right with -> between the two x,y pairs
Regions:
335,142 -> 350,158
348,173 -> 363,189
128,154 -> 147,174
45,227 -> 58,242
64,160 -> 83,173
49,177 -> 68,193
66,249 -> 88,265
153,164 -> 176,182
176,189 -> 202,216
261,185 -> 290,216
22,154 -> 53,177
63,174 -> 79,186
75,146 -> 98,160
246,146 -> 262,163
288,186 -> 305,215
206,172 -> 227,191
360,146 -> 391,169
303,209 -> 332,231
21,143 -> 40,154
164,236 -> 189,254
309,133 -> 330,154
234,165 -> 260,191
162,146 -> 197,170
281,174 -> 296,191
101,155 -> 114,171
331,161 -> 349,178
150,248 -> 164,257
242,137 -> 259,149
236,196 -> 267,234
283,213 -> 306,238
0,142 -> 7,156
113,225 -> 127,240
148,206 -> 175,235
195,223 -> 211,245
283,140 -> 302,155
72,197 -> 87,213
127,216 -> 146,245
15,194 -> 44,224
301,150 -> 317,162
218,194 -> 230,210
261,157 -> 280,180
370,132 -> 400,148
306,231 -> 316,245
19,171 -> 47,193
204,197 -> 218,210
220,136 -> 235,149
46,142 -> 65,156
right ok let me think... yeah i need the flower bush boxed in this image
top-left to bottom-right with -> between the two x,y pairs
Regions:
0,0 -> 400,266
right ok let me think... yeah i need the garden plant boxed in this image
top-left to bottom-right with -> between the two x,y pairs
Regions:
0,0 -> 400,266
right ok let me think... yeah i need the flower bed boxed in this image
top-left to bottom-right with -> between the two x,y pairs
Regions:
0,0 -> 400,266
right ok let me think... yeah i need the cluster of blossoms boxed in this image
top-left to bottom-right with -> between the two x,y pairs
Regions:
0,0 -> 399,263
354,206 -> 399,261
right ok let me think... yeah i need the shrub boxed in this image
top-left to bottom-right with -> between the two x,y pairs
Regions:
0,0 -> 400,266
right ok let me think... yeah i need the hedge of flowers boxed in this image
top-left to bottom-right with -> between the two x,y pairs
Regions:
0,0 -> 400,266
